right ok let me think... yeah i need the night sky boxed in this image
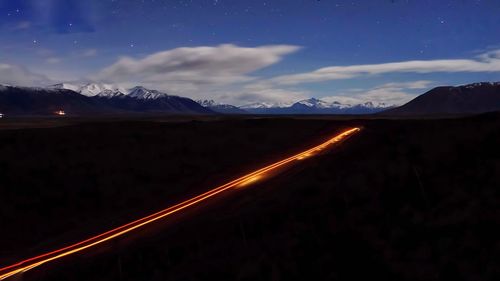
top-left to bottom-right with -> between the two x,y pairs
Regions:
1,0 -> 500,105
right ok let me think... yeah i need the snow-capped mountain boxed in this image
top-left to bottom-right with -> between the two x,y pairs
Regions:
359,101 -> 392,109
50,83 -> 127,98
3,81 -> 498,116
96,89 -> 126,98
197,99 -> 218,107
50,83 -> 171,100
49,83 -> 81,92
0,84 -> 212,115
464,82 -> 500,89
79,83 -> 126,97
197,100 -> 247,114
293,98 -> 333,109
127,86 -> 168,100
240,98 -> 394,114
240,102 -> 291,109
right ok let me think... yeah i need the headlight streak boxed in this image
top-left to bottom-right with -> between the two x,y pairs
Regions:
0,127 -> 361,280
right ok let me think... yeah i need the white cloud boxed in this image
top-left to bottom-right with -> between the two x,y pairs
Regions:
322,80 -> 434,106
46,57 -> 62,64
81,49 -> 97,57
93,44 -> 300,89
0,63 -> 52,86
220,86 -> 309,106
271,50 -> 500,85
4,44 -> 499,106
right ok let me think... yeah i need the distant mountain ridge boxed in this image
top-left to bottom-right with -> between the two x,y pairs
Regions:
196,100 -> 248,114
239,98 -> 394,114
0,84 -> 212,116
3,81 -> 499,116
384,82 -> 500,115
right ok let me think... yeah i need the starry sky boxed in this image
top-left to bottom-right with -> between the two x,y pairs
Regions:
1,0 -> 500,105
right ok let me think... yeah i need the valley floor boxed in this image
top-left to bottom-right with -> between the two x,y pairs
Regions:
0,114 -> 499,281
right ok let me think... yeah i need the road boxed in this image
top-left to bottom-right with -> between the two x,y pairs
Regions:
0,127 -> 361,280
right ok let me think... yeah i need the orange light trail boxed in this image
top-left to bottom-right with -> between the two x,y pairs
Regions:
0,127 -> 361,280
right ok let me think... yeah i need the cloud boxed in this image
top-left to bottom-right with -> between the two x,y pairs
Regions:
322,80 -> 434,106
95,44 -> 300,85
36,48 -> 55,57
220,86 -> 309,106
92,44 -> 301,103
272,50 -> 500,85
46,57 -> 62,64
0,63 -> 52,86
81,49 -> 97,57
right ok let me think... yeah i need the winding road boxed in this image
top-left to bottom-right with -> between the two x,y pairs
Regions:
0,127 -> 361,280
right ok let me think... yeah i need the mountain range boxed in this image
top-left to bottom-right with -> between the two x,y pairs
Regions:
0,84 -> 212,115
1,82 -> 499,116
196,100 -> 248,114
237,98 -> 394,114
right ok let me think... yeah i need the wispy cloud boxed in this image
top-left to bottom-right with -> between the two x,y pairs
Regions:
95,44 -> 300,84
45,57 -> 62,64
322,80 -> 435,105
3,44 -> 500,106
92,44 -> 301,103
223,85 -> 309,106
0,63 -> 52,86
81,49 -> 98,57
271,50 -> 500,85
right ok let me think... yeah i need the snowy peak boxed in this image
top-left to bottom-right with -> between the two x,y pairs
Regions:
79,83 -> 125,97
292,98 -> 393,110
49,83 -> 126,97
294,98 -> 332,109
196,99 -> 247,114
239,97 -> 395,114
197,99 -> 218,107
0,84 -> 11,91
292,98 -> 351,109
46,83 -> 170,100
358,101 -> 393,109
49,83 -> 81,92
197,99 -> 240,109
127,86 -> 168,100
240,102 -> 290,109
463,81 -> 500,89
96,89 -> 126,98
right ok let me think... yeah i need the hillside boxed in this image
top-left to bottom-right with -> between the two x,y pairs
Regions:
385,82 -> 500,115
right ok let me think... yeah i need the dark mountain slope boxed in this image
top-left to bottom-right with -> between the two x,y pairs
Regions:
0,85 -> 213,116
0,86 -> 113,115
385,82 -> 500,115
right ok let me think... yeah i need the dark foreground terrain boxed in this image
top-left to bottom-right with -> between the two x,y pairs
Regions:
0,114 -> 499,281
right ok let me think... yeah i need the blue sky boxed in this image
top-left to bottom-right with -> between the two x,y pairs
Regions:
1,0 -> 499,105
